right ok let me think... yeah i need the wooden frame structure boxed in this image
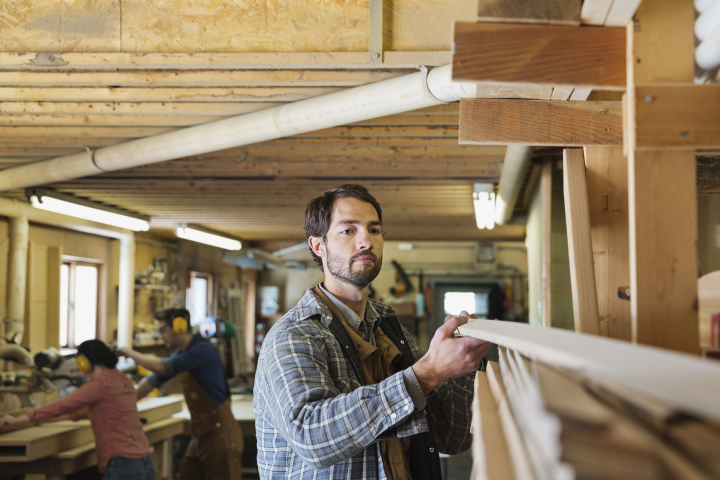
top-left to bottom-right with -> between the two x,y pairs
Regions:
453,0 -> 714,354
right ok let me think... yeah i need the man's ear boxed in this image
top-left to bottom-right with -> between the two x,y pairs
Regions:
308,237 -> 325,259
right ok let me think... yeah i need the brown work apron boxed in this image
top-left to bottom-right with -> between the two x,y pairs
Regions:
178,372 -> 244,480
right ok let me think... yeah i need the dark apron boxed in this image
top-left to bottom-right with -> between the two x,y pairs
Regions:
178,372 -> 244,480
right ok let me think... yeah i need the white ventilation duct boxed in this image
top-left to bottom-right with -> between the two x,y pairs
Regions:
495,145 -> 535,225
0,65 -> 477,191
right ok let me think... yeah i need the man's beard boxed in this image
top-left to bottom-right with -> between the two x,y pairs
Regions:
326,245 -> 382,288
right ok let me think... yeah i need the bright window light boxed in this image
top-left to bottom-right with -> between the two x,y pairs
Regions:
444,292 -> 476,316
29,194 -> 150,231
473,183 -> 496,230
174,225 -> 242,251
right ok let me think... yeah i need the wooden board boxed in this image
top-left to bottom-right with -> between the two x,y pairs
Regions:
477,0 -> 581,25
472,372 -> 515,480
1,417 -> 185,476
0,51 -> 452,70
633,85 -> 720,150
486,362 -> 535,480
459,99 -> 622,146
452,22 -> 626,89
456,319 -> 720,423
541,161 -> 553,328
562,148 -> 600,335
626,0 -> 699,354
584,147 -> 631,341
0,395 -> 182,463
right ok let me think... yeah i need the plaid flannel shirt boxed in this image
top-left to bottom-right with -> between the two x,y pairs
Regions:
253,289 -> 477,479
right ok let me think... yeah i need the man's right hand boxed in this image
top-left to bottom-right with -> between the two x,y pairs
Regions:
412,313 -> 492,395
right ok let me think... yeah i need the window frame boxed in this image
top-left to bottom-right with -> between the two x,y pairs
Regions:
60,258 -> 105,348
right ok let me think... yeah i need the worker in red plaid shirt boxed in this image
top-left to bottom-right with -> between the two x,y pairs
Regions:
0,340 -> 156,480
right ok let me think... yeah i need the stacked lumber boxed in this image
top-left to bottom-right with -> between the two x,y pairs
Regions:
463,320 -> 720,480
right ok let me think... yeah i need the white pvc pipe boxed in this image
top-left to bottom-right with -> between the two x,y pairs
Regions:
0,198 -> 135,348
4,214 -> 28,344
0,65 -> 477,191
495,145 -> 535,225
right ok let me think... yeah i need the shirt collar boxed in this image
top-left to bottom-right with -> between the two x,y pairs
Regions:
295,288 -> 384,334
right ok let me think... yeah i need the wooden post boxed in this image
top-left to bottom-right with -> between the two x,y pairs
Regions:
563,148 -> 600,335
584,146 -> 631,341
626,0 -> 699,353
541,160 -> 553,328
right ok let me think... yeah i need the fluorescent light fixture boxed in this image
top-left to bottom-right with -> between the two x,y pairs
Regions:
26,189 -> 150,232
473,183 -> 496,230
174,224 -> 242,251
398,243 -> 414,251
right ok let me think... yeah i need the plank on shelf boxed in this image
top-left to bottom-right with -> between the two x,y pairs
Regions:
452,22 -> 626,89
472,372 -> 515,480
563,148 -> 600,335
459,99 -> 622,146
456,319 -> 720,423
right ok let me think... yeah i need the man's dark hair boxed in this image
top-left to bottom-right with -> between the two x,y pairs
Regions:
304,184 -> 383,270
77,339 -> 118,369
153,308 -> 191,328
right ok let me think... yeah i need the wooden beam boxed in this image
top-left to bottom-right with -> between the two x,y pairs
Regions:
0,70 -> 410,87
541,161 -> 553,328
476,0 -> 581,25
459,99 -> 622,146
627,0 -> 699,354
563,149 -> 600,335
452,22 -> 626,89
632,85 -> 720,150
0,87 -> 346,103
584,146 -> 631,341
0,51 -> 452,70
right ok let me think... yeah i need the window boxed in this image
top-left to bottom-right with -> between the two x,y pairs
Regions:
443,291 -> 489,318
60,260 -> 102,347
186,272 -> 213,326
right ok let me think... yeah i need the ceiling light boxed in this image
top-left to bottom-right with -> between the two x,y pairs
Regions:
174,225 -> 242,251
26,189 -> 150,232
473,183 -> 496,230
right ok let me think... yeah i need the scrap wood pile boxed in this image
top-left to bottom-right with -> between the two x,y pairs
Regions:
461,320 -> 720,480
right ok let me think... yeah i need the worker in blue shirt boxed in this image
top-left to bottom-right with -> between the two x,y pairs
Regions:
121,308 -> 243,480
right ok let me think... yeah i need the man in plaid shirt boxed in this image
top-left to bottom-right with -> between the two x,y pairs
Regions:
254,184 -> 492,479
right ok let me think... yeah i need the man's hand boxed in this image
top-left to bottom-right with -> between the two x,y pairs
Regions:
412,311 -> 492,395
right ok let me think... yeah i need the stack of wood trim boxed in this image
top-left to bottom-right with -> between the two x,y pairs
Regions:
464,320 -> 720,479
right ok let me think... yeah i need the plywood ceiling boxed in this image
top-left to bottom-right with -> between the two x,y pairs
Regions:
0,0 -> 529,242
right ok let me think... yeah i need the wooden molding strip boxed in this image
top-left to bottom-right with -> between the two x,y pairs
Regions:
457,319 -> 720,423
459,99 -> 622,146
452,22 -> 626,89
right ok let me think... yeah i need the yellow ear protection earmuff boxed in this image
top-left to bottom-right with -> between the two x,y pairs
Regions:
172,315 -> 189,335
76,354 -> 92,374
